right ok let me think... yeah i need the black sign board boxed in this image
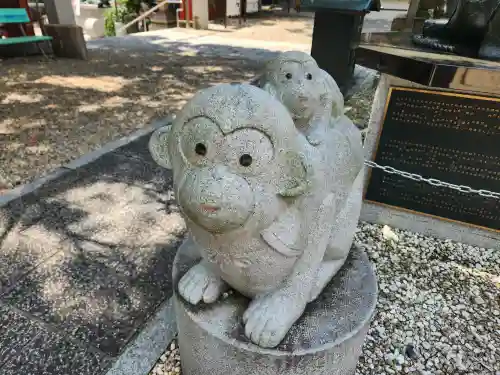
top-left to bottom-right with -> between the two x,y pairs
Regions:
365,87 -> 500,231
300,0 -> 380,11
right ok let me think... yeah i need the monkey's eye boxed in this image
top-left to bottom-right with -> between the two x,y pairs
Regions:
180,117 -> 223,166
223,128 -> 273,175
195,143 -> 207,156
306,73 -> 312,80
239,154 -> 253,167
285,73 -> 292,79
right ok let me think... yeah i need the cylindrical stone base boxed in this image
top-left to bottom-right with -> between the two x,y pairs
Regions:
173,243 -> 378,375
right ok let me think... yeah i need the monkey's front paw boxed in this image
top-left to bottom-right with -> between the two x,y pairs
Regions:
178,263 -> 228,305
306,134 -> 322,146
306,126 -> 326,146
242,289 -> 307,348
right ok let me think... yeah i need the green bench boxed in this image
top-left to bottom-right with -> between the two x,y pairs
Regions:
0,8 -> 52,56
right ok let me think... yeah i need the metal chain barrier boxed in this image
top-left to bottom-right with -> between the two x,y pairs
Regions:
364,160 -> 500,200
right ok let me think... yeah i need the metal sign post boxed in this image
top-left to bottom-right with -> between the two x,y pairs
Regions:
301,0 -> 381,95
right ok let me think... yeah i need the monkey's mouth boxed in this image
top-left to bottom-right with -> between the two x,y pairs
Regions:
176,168 -> 254,233
199,204 -> 220,213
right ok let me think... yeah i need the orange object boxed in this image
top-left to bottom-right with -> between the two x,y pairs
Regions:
178,0 -> 193,21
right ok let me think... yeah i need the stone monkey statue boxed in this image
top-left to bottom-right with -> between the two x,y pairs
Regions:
149,83 -> 363,349
256,50 -> 345,146
257,50 -> 365,298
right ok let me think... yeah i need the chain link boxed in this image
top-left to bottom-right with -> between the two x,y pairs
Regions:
364,160 -> 500,199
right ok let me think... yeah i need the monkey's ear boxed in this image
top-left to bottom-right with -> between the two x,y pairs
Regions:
149,125 -> 172,169
261,81 -> 278,98
319,69 -> 344,119
278,151 -> 310,197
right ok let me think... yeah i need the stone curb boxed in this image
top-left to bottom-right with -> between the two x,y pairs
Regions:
105,298 -> 178,375
0,116 -> 173,208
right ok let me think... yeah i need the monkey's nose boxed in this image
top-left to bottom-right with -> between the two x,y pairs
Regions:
292,87 -> 307,100
210,166 -> 226,181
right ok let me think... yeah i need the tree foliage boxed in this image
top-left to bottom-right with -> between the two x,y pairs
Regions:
120,0 -> 156,15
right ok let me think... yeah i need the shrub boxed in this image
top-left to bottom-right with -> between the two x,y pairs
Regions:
103,1 -> 156,36
104,6 -> 128,36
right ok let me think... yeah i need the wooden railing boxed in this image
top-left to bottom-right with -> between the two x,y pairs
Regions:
115,0 -> 191,34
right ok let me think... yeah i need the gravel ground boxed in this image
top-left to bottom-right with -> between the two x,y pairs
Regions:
0,49 -> 259,192
150,340 -> 182,375
356,223 -> 499,375
149,222 -> 500,375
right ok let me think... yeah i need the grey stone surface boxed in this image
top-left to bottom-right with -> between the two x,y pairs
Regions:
0,168 -> 69,208
3,249 -> 156,355
0,205 -> 67,293
149,77 -> 366,348
0,303 -> 110,374
361,74 -> 500,249
0,130 -> 184,372
173,241 -> 377,375
257,52 -> 366,276
0,304 -> 40,367
0,327 -> 109,375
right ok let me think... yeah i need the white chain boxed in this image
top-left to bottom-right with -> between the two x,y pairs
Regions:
364,160 -> 500,200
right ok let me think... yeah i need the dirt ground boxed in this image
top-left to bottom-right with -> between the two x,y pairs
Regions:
0,6 -> 389,192
151,6 -> 403,45
0,48 -> 260,190
199,10 -> 316,45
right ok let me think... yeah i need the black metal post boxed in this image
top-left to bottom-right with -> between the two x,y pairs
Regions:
310,9 -> 366,95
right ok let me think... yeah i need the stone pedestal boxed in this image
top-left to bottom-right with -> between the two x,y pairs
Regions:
173,243 -> 378,375
44,24 -> 88,60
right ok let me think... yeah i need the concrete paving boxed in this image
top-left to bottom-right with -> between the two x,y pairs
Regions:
0,122 -> 183,374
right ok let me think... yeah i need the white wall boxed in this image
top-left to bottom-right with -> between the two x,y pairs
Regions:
75,4 -> 106,38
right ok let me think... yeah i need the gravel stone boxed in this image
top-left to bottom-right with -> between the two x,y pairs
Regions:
355,222 -> 500,375
149,339 -> 181,375
150,223 -> 499,375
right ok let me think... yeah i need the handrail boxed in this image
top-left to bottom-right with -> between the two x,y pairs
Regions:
379,7 -> 408,11
116,0 -> 184,34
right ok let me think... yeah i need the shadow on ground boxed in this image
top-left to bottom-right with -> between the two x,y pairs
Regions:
0,10 -> 391,189
0,38 -> 268,189
0,134 -> 185,374
207,6 -> 395,38
223,8 -> 315,33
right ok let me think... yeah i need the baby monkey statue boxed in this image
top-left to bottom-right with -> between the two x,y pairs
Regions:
149,56 -> 377,375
